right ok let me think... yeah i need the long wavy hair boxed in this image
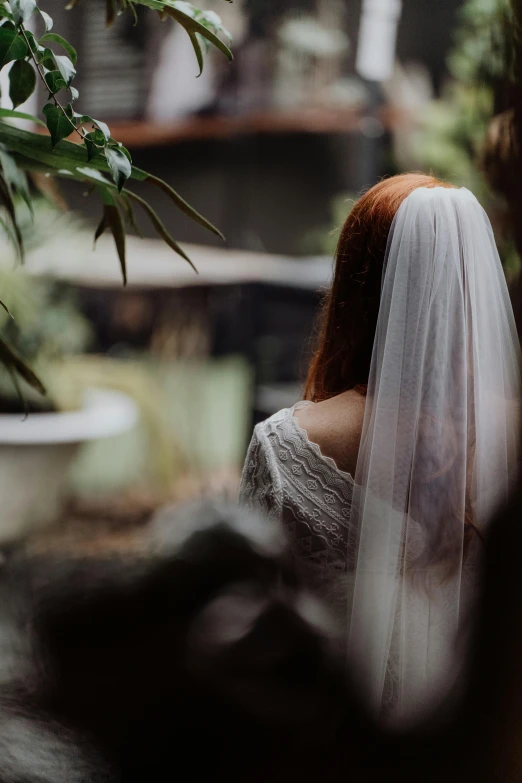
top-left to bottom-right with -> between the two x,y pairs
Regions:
304,173 -> 455,402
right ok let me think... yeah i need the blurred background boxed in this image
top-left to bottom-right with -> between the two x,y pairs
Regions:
0,0 -> 517,543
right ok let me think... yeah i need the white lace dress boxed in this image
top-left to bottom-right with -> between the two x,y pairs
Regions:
239,402 -> 357,626
239,402 -> 480,718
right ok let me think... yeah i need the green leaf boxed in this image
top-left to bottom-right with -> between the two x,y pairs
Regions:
188,29 -> 203,76
103,198 -> 127,284
55,161 -> 197,272
23,29 -> 41,56
40,46 -> 55,69
9,0 -> 36,26
0,123 -> 222,286
89,117 -> 110,142
0,172 -> 23,259
162,3 -> 233,67
128,1 -> 138,25
54,54 -> 76,85
84,129 -> 105,161
0,155 -> 19,205
75,114 -> 111,142
38,8 -> 53,31
0,27 -> 27,68
118,192 -> 142,237
146,172 -> 224,240
0,106 -> 45,126
0,298 -> 12,319
94,208 -> 107,243
0,123 -> 108,172
105,0 -> 233,69
44,69 -> 66,94
0,336 -> 45,395
105,146 -> 131,191
0,143 -> 32,213
126,189 -> 197,272
8,58 -> 35,108
74,166 -> 111,185
0,121 -> 225,239
43,103 -> 73,148
0,7 -> 14,22
39,32 -> 77,65
109,138 -> 131,162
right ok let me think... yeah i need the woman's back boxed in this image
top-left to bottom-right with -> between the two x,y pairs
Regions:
293,388 -> 366,477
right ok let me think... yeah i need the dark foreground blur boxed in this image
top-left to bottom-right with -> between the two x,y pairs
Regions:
0,495 -> 520,783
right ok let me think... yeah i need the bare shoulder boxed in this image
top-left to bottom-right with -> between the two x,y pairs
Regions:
294,389 -> 366,476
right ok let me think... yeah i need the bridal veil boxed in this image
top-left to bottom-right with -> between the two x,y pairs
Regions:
347,186 -> 520,724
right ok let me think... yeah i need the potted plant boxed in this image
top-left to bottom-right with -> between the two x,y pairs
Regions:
0,201 -> 138,544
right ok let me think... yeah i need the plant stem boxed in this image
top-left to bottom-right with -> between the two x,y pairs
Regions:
18,25 -> 86,143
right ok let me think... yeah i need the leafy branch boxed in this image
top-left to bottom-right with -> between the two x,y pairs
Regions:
18,24 -> 86,146
0,0 -> 233,394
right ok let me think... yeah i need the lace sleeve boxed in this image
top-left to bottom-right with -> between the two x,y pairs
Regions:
239,425 -> 283,524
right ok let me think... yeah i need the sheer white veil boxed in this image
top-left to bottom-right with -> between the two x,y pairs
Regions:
347,186 -> 520,726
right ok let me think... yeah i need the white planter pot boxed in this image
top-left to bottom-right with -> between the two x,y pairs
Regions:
0,388 -> 139,545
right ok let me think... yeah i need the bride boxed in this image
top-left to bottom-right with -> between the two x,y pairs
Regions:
239,173 -> 520,725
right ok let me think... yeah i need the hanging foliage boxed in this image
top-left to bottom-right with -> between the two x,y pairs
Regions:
0,0 -> 233,392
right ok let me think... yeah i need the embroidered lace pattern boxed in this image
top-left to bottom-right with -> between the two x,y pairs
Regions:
239,403 -> 357,583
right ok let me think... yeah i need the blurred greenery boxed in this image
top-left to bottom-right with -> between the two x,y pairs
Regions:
411,0 -> 520,280
68,355 -> 252,497
245,0 -> 316,36
448,0 -> 516,84
0,202 -> 94,408
299,191 -> 356,256
0,0 -> 234,392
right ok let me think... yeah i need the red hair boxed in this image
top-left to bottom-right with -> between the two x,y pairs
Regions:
305,173 -> 455,402
305,173 -> 480,571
